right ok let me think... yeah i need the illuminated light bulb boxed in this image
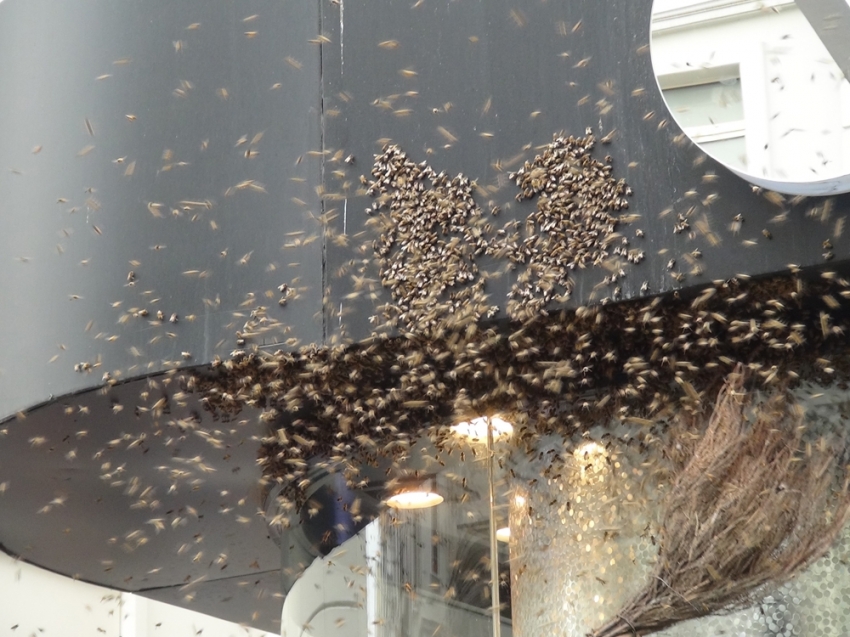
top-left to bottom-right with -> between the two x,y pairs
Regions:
450,415 -> 514,441
496,526 -> 511,542
386,490 -> 444,509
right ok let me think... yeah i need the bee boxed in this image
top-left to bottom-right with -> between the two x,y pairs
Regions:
437,126 -> 457,143
509,9 -> 527,27
762,190 -> 785,207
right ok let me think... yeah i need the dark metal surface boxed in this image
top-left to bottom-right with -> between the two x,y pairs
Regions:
138,570 -> 284,633
0,375 -> 282,629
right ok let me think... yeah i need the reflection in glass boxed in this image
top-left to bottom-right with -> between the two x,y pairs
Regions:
651,0 -> 850,193
663,79 -> 744,129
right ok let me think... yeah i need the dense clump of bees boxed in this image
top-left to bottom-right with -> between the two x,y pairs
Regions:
508,133 -> 634,312
367,133 -> 628,330
207,270 -> 850,499
362,133 -> 635,331
366,144 -> 499,331
190,137 -> 850,511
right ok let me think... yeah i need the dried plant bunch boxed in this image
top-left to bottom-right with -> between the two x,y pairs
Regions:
590,368 -> 850,637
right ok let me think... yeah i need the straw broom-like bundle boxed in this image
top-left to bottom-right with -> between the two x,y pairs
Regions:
589,369 -> 850,637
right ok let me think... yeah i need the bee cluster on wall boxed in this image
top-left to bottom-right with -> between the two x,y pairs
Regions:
507,133 -> 635,314
361,133 -> 635,332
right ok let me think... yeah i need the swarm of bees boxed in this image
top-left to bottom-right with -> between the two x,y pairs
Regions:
360,134 -> 634,331
365,144 -> 498,332
201,269 -> 850,503
190,136 -> 850,516
5,0 -> 847,631
507,133 -> 633,312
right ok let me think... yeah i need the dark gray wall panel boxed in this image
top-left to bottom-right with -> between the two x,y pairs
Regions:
0,0 -> 324,418
318,0 -> 850,343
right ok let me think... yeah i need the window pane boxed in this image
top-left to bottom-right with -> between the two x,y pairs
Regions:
663,79 -> 743,128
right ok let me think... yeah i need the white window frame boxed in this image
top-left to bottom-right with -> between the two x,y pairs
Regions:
658,66 -> 747,154
652,0 -> 796,33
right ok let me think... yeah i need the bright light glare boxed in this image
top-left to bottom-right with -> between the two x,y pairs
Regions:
386,490 -> 444,509
573,441 -> 606,460
450,416 -> 514,440
496,526 -> 511,542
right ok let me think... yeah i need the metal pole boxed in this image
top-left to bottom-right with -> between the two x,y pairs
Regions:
486,418 -> 502,637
